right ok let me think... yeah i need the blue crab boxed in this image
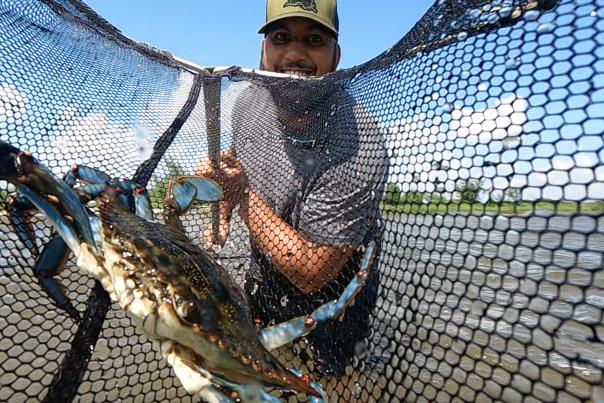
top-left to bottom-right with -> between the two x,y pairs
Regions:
0,140 -> 377,402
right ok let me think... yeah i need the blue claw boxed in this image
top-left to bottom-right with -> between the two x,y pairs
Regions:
170,176 -> 223,214
113,178 -> 153,220
0,142 -> 92,248
64,165 -> 111,188
179,176 -> 223,203
76,182 -> 153,221
170,180 -> 198,213
14,184 -> 82,255
162,176 -> 224,233
76,183 -> 106,200
19,154 -> 95,247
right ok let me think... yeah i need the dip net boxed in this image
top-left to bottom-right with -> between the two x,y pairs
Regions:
0,0 -> 603,402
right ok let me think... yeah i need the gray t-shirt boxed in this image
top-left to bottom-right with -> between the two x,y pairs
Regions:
233,83 -> 386,248
231,81 -> 387,375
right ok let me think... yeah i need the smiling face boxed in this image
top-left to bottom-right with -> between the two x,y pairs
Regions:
260,17 -> 341,77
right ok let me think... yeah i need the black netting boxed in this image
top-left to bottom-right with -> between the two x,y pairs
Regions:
1,0 -> 603,402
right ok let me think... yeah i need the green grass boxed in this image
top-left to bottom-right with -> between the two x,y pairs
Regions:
0,188 -> 8,211
381,200 -> 604,215
147,184 -> 212,213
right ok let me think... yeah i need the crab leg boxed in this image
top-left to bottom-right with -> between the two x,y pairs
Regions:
259,240 -> 377,351
6,194 -> 39,255
66,166 -> 154,221
0,142 -> 100,320
161,340 -> 327,403
6,193 -> 81,321
34,236 -> 81,321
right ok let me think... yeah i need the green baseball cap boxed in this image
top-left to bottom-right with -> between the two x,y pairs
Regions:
259,0 -> 339,36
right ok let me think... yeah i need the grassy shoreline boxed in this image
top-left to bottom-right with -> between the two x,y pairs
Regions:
381,200 -> 604,215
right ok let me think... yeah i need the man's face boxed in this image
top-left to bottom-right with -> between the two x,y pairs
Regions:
261,17 -> 340,77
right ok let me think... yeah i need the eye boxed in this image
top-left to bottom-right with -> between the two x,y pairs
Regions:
307,33 -> 325,47
174,294 -> 196,324
270,31 -> 291,45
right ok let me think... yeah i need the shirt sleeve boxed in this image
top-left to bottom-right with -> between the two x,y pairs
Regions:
299,105 -> 388,247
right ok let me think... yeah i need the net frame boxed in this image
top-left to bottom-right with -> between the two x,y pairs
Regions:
0,0 -> 602,402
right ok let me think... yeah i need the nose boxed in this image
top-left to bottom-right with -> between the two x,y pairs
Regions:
282,40 -> 308,65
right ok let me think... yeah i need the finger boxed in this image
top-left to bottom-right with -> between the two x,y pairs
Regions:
195,159 -> 214,176
221,148 -> 239,166
221,146 -> 237,158
223,166 -> 243,178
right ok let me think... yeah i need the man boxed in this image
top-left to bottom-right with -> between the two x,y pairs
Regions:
258,0 -> 341,77
197,0 -> 387,380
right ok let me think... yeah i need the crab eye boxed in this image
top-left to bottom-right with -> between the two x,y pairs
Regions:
174,294 -> 196,323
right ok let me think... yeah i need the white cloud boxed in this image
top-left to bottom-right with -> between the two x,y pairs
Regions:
0,84 -> 28,125
449,94 -> 528,141
385,93 -> 530,199
43,111 -> 137,176
384,88 -> 604,202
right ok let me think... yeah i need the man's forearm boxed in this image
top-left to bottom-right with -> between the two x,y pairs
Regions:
241,190 -> 353,294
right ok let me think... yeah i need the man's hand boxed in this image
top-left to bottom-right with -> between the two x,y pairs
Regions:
195,147 -> 247,248
195,147 -> 246,206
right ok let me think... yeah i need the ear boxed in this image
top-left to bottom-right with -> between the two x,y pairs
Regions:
260,39 -> 267,70
332,43 -> 341,71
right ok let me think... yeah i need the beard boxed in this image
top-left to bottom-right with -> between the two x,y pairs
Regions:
263,73 -> 342,134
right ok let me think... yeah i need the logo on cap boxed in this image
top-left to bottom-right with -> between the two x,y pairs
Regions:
283,0 -> 318,13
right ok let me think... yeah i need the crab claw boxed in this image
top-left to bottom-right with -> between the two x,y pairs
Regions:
169,176 -> 223,213
63,165 -> 111,188
0,142 -> 95,247
163,176 -> 223,233
0,140 -> 96,321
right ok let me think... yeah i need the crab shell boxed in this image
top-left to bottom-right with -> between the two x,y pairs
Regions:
80,192 -> 319,398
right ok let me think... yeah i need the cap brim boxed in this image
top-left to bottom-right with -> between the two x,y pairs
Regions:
258,12 -> 338,36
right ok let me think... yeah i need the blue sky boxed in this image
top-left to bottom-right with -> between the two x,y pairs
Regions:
2,0 -> 601,201
84,1 -> 435,70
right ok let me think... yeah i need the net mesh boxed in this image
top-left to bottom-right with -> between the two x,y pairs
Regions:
1,0 -> 603,402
